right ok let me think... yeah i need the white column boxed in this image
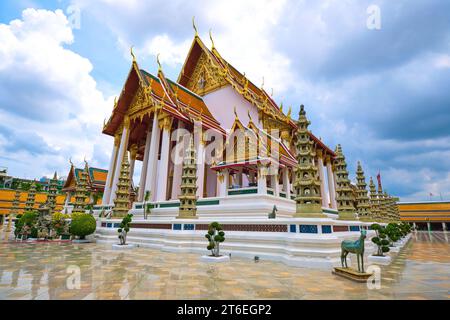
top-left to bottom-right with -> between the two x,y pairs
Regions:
129,145 -> 138,187
282,167 -> 291,199
144,115 -> 161,201
257,165 -> 267,195
317,155 -> 328,208
217,169 -> 229,197
326,158 -> 337,209
271,172 -> 280,197
442,222 -> 446,231
427,222 -> 431,232
196,140 -> 206,199
110,118 -> 130,203
171,121 -> 185,200
156,119 -> 172,202
102,135 -> 119,204
138,126 -> 152,202
64,191 -> 71,206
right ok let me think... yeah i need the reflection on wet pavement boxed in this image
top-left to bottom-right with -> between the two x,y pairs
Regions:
0,231 -> 449,300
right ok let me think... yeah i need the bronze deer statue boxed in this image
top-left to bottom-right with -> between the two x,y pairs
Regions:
341,229 -> 367,273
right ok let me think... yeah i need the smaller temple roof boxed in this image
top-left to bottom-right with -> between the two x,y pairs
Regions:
211,112 -> 297,171
62,164 -> 107,192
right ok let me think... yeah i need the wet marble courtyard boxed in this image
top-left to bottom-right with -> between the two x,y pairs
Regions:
0,231 -> 449,300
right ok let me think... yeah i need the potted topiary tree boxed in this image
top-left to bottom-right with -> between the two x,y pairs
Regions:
143,191 -> 151,220
385,223 -> 401,253
70,213 -> 96,243
113,214 -> 135,249
368,223 -> 392,265
200,222 -> 229,263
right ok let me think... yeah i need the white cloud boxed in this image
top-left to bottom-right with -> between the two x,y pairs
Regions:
0,8 -> 113,179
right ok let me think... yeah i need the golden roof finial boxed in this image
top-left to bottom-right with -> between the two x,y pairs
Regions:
156,53 -> 162,72
69,158 -> 73,167
192,16 -> 199,37
130,46 -> 136,63
247,110 -> 253,122
279,102 -> 283,112
209,29 -> 215,50
114,96 -> 118,108
287,106 -> 292,118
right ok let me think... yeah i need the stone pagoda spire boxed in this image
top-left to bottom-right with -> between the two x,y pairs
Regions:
369,177 -> 380,220
385,192 -> 394,221
112,153 -> 131,218
293,105 -> 325,218
334,145 -> 357,220
72,164 -> 89,215
11,189 -> 21,215
46,172 -> 58,213
25,181 -> 37,212
355,162 -> 371,220
178,137 -> 198,219
7,189 -> 21,230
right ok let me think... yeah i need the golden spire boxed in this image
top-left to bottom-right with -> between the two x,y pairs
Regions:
130,46 -> 136,63
69,158 -> 74,167
192,16 -> 199,37
209,29 -> 215,50
279,102 -> 283,112
156,53 -> 162,72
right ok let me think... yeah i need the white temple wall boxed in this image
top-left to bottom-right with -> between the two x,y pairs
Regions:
203,85 -> 262,130
205,165 -> 217,198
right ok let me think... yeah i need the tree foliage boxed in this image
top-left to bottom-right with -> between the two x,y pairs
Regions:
205,222 -> 225,257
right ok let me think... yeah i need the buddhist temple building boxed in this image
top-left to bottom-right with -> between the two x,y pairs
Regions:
100,31 -> 339,216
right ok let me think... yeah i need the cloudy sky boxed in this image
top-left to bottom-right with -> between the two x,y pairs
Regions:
0,0 -> 449,201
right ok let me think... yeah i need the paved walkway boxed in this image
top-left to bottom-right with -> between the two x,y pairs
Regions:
0,230 -> 448,299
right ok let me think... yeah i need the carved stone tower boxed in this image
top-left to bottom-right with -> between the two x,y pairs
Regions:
369,177 -> 380,220
46,172 -> 58,213
334,145 -> 357,220
25,181 -> 37,212
113,153 -> 131,218
72,165 -> 88,215
293,105 -> 325,217
178,137 -> 198,219
355,162 -> 371,220
11,189 -> 21,215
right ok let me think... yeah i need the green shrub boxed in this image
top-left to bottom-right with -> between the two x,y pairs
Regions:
15,212 -> 37,239
118,214 -> 133,245
205,222 -> 225,257
70,214 -> 96,240
370,223 -> 390,256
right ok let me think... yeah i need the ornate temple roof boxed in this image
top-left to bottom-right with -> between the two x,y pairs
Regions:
102,57 -> 225,139
211,112 -> 297,171
62,164 -> 107,192
103,32 -> 335,159
177,34 -> 335,158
